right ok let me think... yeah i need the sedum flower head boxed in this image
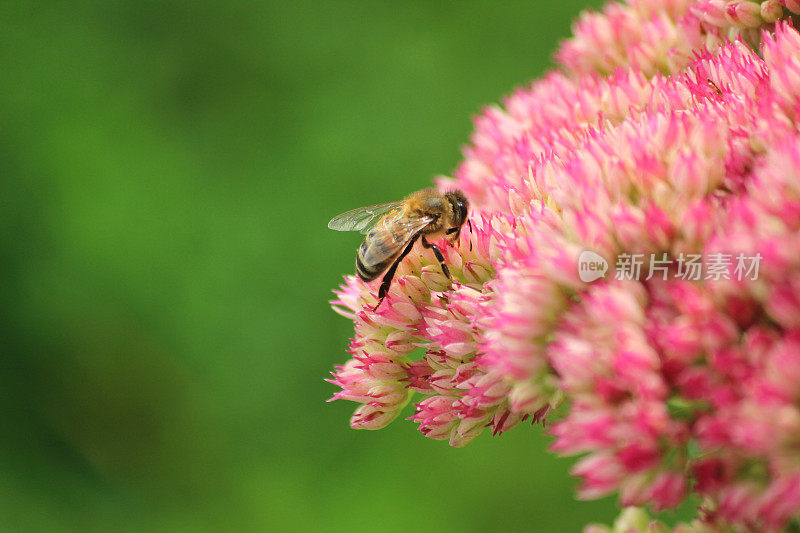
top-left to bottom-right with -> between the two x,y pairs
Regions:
329,1 -> 800,530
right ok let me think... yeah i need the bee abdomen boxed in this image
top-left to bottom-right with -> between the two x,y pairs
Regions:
356,242 -> 395,282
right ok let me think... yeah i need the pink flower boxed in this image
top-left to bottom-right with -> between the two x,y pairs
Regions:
328,1 -> 800,529
327,353 -> 412,430
548,281 -> 690,509
557,1 -> 711,77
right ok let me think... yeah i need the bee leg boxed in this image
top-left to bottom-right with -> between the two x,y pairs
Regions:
420,236 -> 450,279
374,234 -> 420,311
450,229 -> 461,247
445,227 -> 459,247
445,221 -> 472,251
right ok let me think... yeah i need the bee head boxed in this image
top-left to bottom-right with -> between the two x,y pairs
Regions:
445,190 -> 469,228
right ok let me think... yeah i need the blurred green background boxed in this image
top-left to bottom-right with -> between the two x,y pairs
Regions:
0,1 -> 665,531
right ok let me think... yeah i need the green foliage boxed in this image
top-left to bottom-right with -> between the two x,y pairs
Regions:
0,1 -> 618,531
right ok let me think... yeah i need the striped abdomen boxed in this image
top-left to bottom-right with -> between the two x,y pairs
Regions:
355,215 -> 425,281
355,231 -> 402,281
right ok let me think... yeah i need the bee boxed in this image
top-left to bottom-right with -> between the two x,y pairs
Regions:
328,188 -> 471,310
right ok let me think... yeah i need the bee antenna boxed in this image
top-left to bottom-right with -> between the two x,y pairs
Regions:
467,219 -> 473,251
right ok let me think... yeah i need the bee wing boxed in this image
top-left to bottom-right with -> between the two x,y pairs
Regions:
327,201 -> 405,234
359,213 -> 434,269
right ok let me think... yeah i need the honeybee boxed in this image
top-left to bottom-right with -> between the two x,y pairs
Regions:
328,188 -> 471,310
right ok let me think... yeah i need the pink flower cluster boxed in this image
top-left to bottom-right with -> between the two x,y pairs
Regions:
329,1 -> 800,530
